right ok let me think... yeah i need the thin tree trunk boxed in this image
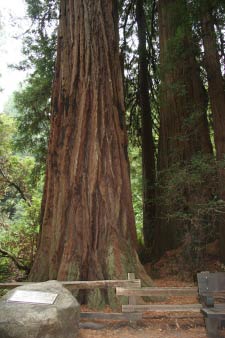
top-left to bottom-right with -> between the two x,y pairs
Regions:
136,0 -> 156,249
201,11 -> 225,161
29,0 -> 151,306
201,9 -> 225,261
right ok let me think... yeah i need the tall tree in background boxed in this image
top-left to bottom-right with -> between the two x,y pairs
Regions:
3,0 -> 224,279
199,1 -> 225,260
29,0 -> 151,304
154,0 -> 213,258
136,0 -> 156,249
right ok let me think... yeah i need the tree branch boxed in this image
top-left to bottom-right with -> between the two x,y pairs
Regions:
0,167 -> 31,206
0,247 -> 30,273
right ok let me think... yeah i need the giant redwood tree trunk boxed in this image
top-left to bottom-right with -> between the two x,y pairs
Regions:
29,0 -> 151,304
136,0 -> 156,249
153,0 -> 213,258
201,8 -> 225,261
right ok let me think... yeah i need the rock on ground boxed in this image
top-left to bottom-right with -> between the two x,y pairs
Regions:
0,280 -> 80,338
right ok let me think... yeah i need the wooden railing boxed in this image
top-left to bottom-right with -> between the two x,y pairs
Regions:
0,278 -> 141,290
116,286 -> 198,297
0,273 -> 203,321
116,282 -> 201,317
0,273 -> 143,321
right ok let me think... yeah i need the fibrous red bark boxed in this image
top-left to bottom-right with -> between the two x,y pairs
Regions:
153,0 -> 213,258
29,0 -> 151,305
201,7 -> 225,261
136,0 -> 156,249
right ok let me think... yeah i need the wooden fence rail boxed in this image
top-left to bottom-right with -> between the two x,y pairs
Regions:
0,273 -> 205,321
0,278 -> 141,290
122,304 -> 202,313
116,284 -> 201,315
116,286 -> 198,297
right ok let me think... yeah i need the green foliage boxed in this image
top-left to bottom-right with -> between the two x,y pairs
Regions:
0,185 -> 41,265
0,5 -> 60,279
119,0 -> 160,143
0,2 -> 58,280
12,0 -> 59,175
188,0 -> 225,76
161,0 -> 197,78
0,114 -> 16,156
1,0 -> 223,280
0,114 -> 42,281
156,154 -> 225,269
13,77 -> 51,172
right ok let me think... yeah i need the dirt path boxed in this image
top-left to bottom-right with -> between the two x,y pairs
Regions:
78,317 -> 208,338
79,325 -> 207,337
78,270 -> 221,338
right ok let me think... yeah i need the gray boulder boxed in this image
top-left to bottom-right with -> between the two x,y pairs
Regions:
0,280 -> 80,338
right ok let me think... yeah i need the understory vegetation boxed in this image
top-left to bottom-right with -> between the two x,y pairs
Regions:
0,0 -> 225,282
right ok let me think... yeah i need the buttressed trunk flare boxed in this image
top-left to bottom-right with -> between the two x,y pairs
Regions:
29,0 -> 152,305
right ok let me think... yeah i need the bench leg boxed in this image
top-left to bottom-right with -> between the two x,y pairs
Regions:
205,318 -> 220,338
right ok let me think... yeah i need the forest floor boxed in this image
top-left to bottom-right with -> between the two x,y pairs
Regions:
79,323 -> 208,338
78,279 -> 208,338
79,240 -> 224,338
2,240 -> 224,337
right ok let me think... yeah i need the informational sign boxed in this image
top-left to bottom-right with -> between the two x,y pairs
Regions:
7,290 -> 58,305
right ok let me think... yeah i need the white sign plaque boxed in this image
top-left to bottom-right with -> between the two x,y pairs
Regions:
7,290 -> 58,305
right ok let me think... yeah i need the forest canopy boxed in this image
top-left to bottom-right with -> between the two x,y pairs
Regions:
0,0 -> 225,295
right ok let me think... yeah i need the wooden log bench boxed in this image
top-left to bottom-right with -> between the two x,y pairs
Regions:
197,271 -> 225,338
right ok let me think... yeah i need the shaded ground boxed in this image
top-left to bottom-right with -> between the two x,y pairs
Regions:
78,280 -> 207,337
78,318 -> 208,337
2,240 -> 224,337
79,327 -> 207,337
78,241 -> 223,338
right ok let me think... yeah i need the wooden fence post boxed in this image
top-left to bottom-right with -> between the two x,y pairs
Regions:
128,273 -> 137,306
127,272 -> 140,325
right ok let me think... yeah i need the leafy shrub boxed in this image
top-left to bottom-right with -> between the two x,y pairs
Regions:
156,154 -> 225,270
0,114 -> 43,281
